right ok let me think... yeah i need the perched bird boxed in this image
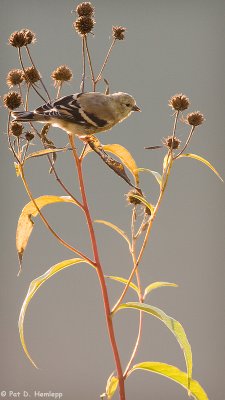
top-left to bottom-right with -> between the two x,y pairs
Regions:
12,91 -> 141,136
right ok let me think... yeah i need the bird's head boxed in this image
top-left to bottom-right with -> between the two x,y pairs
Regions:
111,92 -> 141,121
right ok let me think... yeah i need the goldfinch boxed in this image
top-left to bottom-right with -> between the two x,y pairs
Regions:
12,91 -> 141,136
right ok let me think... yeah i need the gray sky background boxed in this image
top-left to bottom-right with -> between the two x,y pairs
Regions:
0,1 -> 225,399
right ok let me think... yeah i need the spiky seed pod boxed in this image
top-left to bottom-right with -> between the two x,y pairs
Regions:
6,69 -> 24,87
8,31 -> 27,48
163,135 -> 181,150
126,190 -> 142,205
21,29 -> 36,45
168,93 -> 190,111
23,66 -> 41,84
76,2 -> 94,17
3,92 -> 22,110
73,16 -> 95,36
186,112 -> 205,126
9,121 -> 23,137
112,26 -> 126,40
51,65 -> 73,86
25,132 -> 34,141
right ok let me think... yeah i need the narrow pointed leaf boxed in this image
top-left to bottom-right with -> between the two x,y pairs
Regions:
16,195 -> 80,270
14,162 -> 21,177
25,147 -> 69,161
128,362 -> 208,400
19,258 -> 91,368
136,168 -> 162,186
116,302 -> 192,387
132,195 -> 155,214
144,282 -> 178,299
95,220 -> 131,250
105,276 -> 139,295
106,373 -> 119,399
178,153 -> 223,182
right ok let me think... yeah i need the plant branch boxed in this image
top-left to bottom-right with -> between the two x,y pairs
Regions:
80,36 -> 86,93
95,38 -> 116,86
84,35 -> 96,91
174,126 -> 195,159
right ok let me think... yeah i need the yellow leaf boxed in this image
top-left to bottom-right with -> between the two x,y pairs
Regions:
136,168 -> 162,186
95,220 -> 131,250
14,162 -> 21,177
144,282 -> 178,299
19,258 -> 91,368
25,147 -> 69,161
116,302 -> 192,388
16,195 -> 80,273
105,276 -> 139,295
128,362 -> 208,400
106,373 -> 119,399
85,143 -> 139,185
178,153 -> 223,182
131,195 -> 155,214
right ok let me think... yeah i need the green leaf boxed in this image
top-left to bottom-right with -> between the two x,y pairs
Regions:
95,220 -> 131,250
85,143 -> 139,185
131,195 -> 155,214
144,282 -> 178,299
178,153 -> 223,182
25,147 -> 69,161
128,362 -> 208,400
105,373 -> 119,399
16,195 -> 80,273
19,258 -> 91,368
105,276 -> 139,295
136,168 -> 162,186
116,302 -> 192,388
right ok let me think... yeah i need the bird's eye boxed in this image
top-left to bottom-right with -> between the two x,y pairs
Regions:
125,103 -> 131,107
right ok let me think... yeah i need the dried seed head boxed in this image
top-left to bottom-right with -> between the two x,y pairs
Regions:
23,66 -> 41,84
186,111 -> 205,126
9,121 -> 23,137
76,2 -> 94,17
168,93 -> 190,111
6,69 -> 24,87
73,16 -> 95,35
51,65 -> 73,86
126,190 -> 142,205
25,132 -> 34,141
3,91 -> 22,110
112,26 -> 126,40
8,30 -> 27,48
145,206 -> 152,216
21,29 -> 36,45
163,135 -> 181,150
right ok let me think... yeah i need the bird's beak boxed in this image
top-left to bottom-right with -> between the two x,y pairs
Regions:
132,104 -> 141,112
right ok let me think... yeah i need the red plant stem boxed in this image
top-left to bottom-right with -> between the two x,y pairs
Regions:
68,134 -> 126,400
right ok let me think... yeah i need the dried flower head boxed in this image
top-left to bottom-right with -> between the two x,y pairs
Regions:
21,29 -> 36,45
23,66 -> 41,84
126,190 -> 142,205
145,206 -> 152,216
163,135 -> 181,150
3,91 -> 22,110
25,132 -> 34,141
168,93 -> 190,111
9,121 -> 23,137
6,69 -> 24,87
8,31 -> 27,48
186,111 -> 205,126
76,2 -> 94,17
112,26 -> 126,40
51,65 -> 73,86
74,16 -> 95,35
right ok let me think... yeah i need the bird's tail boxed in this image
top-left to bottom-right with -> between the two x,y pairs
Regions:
12,111 -> 49,122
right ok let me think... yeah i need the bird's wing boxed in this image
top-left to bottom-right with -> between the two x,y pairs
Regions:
34,93 -> 108,128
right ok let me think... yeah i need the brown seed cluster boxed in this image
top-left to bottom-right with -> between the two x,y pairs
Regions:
186,112 -> 205,126
8,29 -> 36,47
51,65 -> 73,86
126,190 -> 142,205
163,135 -> 181,150
74,16 -> 95,35
9,121 -> 23,137
76,2 -> 94,17
25,132 -> 34,141
6,69 -> 24,87
3,92 -> 22,110
112,26 -> 126,41
168,93 -> 190,111
23,66 -> 40,84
